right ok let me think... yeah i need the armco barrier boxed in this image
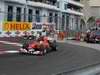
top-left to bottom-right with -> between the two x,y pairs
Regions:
0,31 -> 32,37
57,32 -> 65,40
0,30 -> 86,42
67,30 -> 76,40
65,31 -> 86,41
75,32 -> 81,41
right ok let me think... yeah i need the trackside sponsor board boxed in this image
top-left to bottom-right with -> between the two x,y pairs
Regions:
3,22 -> 32,31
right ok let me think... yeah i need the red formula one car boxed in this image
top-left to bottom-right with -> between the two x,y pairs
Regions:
19,36 -> 57,55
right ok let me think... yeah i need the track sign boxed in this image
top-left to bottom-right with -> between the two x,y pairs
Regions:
3,22 -> 32,31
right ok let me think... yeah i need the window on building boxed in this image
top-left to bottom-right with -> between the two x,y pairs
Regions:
7,5 -> 13,21
72,18 -> 74,30
52,1 -> 56,5
62,14 -> 65,30
16,7 -> 21,22
35,9 -> 40,22
55,13 -> 58,30
76,16 -> 79,30
32,0 -> 42,2
66,15 -> 69,29
48,12 -> 53,23
57,2 -> 59,8
74,0 -> 80,2
28,9 -> 33,22
24,8 -> 26,22
64,4 -> 67,10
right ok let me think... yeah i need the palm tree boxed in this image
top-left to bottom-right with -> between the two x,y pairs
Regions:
80,16 -> 96,31
87,16 -> 95,29
80,18 -> 86,31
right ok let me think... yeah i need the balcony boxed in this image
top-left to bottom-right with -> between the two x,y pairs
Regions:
28,0 -> 57,6
67,9 -> 83,16
74,0 -> 80,2
4,0 -> 26,4
4,0 -> 57,6
4,0 -> 59,11
62,8 -> 83,16
67,0 -> 84,8
27,1 -> 59,11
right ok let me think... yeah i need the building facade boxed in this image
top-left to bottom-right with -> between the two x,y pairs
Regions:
58,0 -> 83,31
0,0 -> 83,37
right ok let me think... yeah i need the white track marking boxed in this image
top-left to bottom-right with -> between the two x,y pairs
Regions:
0,50 -> 19,54
0,41 -> 22,46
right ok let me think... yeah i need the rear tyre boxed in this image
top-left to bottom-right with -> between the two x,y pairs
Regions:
39,50 -> 46,56
51,42 -> 57,51
52,46 -> 57,51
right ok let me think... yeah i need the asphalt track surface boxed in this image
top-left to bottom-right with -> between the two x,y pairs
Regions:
0,43 -> 19,51
1,42 -> 100,75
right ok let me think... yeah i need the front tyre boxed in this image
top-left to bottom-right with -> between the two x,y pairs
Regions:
39,45 -> 47,56
40,50 -> 46,56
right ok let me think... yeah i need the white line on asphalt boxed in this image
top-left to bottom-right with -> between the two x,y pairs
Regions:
5,51 -> 19,53
0,50 -> 19,54
0,41 -> 22,46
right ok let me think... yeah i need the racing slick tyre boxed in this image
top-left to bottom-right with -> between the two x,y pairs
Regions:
51,46 -> 57,51
50,41 -> 57,51
39,49 -> 46,56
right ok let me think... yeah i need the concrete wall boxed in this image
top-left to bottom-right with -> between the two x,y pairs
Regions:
91,7 -> 100,18
81,0 -> 100,18
89,0 -> 100,6
80,0 -> 92,20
